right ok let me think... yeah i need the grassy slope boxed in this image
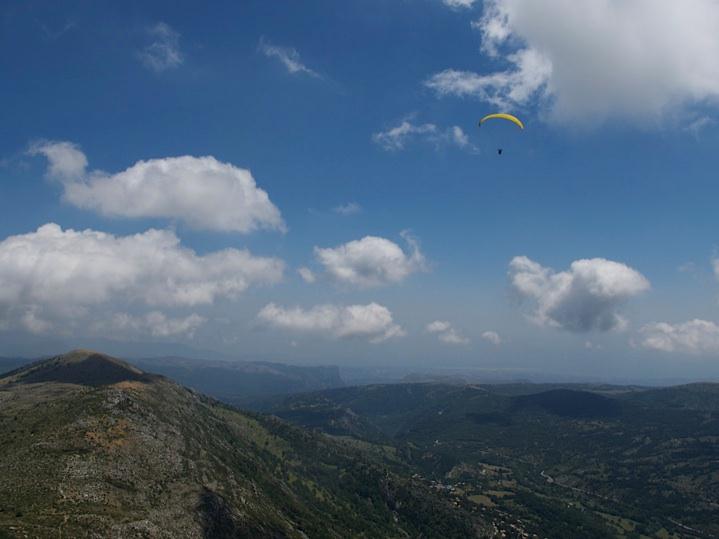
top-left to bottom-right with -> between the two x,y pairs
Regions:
269,382 -> 719,538
0,352 -> 487,539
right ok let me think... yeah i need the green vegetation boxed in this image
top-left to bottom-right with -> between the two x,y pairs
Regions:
269,382 -> 719,538
0,351 -> 489,538
3,350 -> 718,538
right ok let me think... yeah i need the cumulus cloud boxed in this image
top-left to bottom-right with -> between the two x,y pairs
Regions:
30,141 -> 284,233
333,202 -> 362,216
297,266 -> 316,283
372,120 -> 473,151
0,223 -> 284,334
481,330 -> 501,346
257,302 -> 405,343
28,140 -> 87,181
314,231 -> 426,287
426,320 -> 451,333
509,256 -> 649,332
139,22 -> 183,72
258,38 -> 319,78
426,320 -> 469,345
427,0 -> 719,125
638,319 -> 719,354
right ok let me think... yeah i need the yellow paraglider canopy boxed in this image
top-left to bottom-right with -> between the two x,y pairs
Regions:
478,113 -> 524,129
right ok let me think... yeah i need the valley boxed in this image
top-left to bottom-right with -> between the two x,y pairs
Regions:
1,351 -> 718,538
265,384 -> 719,538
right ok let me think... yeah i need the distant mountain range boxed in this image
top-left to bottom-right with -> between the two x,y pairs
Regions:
131,356 -> 344,406
0,354 -> 344,406
0,357 -> 31,376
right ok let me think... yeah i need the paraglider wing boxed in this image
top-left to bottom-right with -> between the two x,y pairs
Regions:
478,113 -> 524,130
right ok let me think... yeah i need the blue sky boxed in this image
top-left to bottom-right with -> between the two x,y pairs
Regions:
2,0 -> 719,382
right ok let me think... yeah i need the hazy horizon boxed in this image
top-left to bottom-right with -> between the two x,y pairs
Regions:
2,339 -> 717,387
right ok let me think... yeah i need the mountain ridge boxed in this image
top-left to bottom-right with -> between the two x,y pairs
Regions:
0,352 -> 345,404
0,350 -> 491,538
0,349 -> 161,387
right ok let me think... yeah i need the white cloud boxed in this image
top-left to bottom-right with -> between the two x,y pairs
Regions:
449,125 -> 471,148
426,320 -> 451,333
258,302 -> 405,343
314,231 -> 426,287
19,308 -> 53,334
427,320 -> 470,345
372,121 -> 437,151
639,319 -> 719,354
258,38 -> 319,78
297,266 -> 316,283
509,256 -> 649,332
28,140 -> 87,181
30,141 -> 285,234
139,22 -> 183,72
333,202 -> 362,216
100,312 -> 206,338
0,223 -> 284,334
428,0 -> 719,125
425,49 -> 551,109
372,120 -> 473,151
481,330 -> 501,346
442,0 -> 477,8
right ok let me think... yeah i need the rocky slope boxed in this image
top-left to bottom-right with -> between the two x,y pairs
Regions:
0,350 -> 489,538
